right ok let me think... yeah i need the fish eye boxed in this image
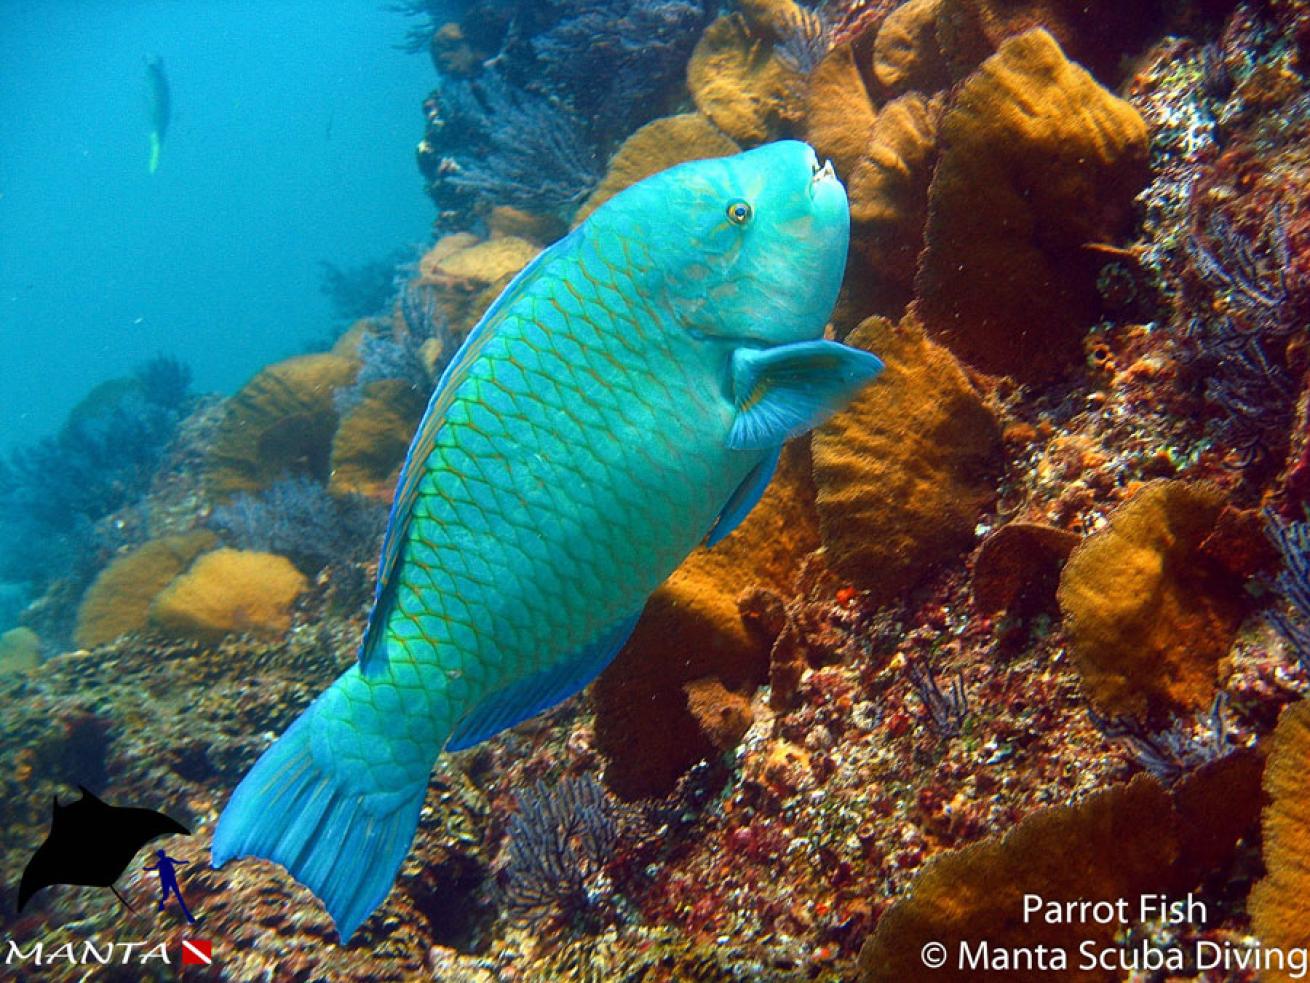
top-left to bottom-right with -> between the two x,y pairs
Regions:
726,199 -> 753,225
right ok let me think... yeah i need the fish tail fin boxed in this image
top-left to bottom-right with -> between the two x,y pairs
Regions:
210,703 -> 425,942
148,132 -> 161,174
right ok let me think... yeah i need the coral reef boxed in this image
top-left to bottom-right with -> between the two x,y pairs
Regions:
971,521 -> 1079,617
208,477 -> 386,574
859,775 -> 1179,982
73,531 -> 218,649
148,549 -> 308,642
1057,480 -> 1248,718
914,29 -> 1150,380
574,113 -> 739,225
205,354 -> 358,500
687,9 -> 807,145
0,627 -> 40,673
812,315 -> 1003,602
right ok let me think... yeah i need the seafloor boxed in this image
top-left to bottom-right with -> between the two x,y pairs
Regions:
4,1 -> 1310,981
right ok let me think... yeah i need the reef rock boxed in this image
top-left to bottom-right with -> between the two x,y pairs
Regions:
1056,481 -> 1247,719
812,315 -> 1003,603
594,442 -> 820,799
206,354 -> 359,500
73,531 -> 218,648
574,114 -> 739,226
328,380 -> 427,502
913,29 -> 1149,381
149,548 -> 308,642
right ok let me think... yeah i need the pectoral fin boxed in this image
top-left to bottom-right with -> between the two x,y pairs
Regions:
706,447 -> 781,547
728,340 -> 884,450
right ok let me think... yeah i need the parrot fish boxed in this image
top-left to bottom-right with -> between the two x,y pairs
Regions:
211,139 -> 884,940
145,55 -> 169,175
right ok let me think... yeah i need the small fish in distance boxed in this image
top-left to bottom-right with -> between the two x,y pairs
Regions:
211,140 -> 884,941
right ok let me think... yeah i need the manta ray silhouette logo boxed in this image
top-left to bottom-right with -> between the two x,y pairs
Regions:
17,787 -> 191,916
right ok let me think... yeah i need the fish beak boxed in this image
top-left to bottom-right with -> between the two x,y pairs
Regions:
810,158 -> 836,192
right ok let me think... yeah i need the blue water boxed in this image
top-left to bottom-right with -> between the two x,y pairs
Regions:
0,0 -> 439,453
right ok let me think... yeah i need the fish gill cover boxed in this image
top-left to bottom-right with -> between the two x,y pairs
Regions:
3,1 -> 1310,981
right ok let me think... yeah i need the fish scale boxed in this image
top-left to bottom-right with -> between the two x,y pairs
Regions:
212,141 -> 882,941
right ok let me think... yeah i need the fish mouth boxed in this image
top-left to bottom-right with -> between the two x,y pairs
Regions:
809,158 -> 836,193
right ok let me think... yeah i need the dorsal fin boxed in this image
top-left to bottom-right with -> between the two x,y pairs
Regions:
359,228 -> 583,675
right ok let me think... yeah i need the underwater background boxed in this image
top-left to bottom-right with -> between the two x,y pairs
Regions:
3,0 -> 1310,980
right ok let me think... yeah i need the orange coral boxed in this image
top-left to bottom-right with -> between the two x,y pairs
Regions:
859,775 -> 1179,983
847,91 -> 942,310
687,12 -> 804,145
913,29 -> 1149,381
416,234 -> 540,345
149,549 -> 308,642
328,380 -> 427,502
804,44 -> 877,181
1251,701 -> 1310,977
1056,481 -> 1247,718
206,354 -> 359,500
812,315 -> 1002,603
872,0 -> 950,94
74,531 -> 218,649
594,442 -> 820,799
574,114 -> 739,226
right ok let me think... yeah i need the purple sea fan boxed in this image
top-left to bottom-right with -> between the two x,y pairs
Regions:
530,0 -> 715,140
437,72 -> 602,212
1180,200 -> 1307,470
500,774 -> 620,930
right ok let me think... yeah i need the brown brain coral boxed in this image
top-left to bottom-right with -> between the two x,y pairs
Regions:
206,354 -> 359,500
972,521 -> 1079,617
594,441 -> 820,799
1250,701 -> 1310,978
417,234 -> 541,345
913,28 -> 1149,381
1056,481 -> 1248,719
574,113 -> 739,226
149,548 -> 308,642
74,531 -> 219,649
812,315 -> 1002,603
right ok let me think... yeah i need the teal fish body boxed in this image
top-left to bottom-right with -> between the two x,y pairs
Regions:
211,140 -> 883,940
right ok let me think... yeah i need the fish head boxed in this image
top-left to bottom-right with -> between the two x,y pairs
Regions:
610,140 -> 850,346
